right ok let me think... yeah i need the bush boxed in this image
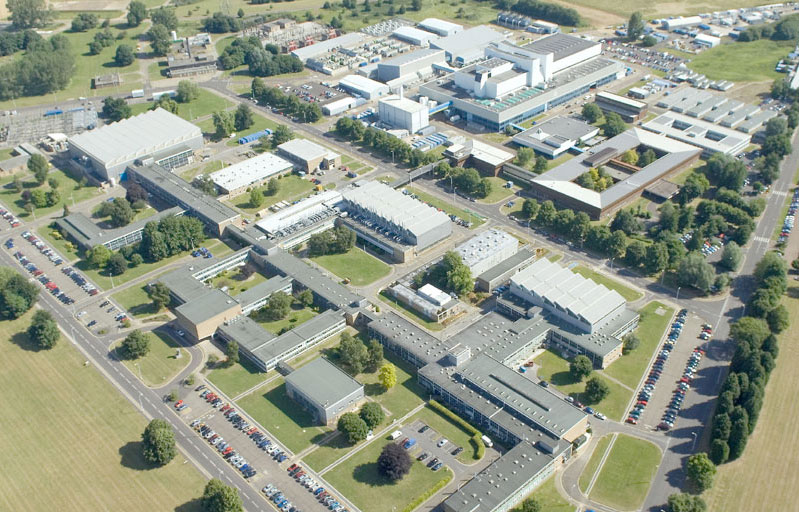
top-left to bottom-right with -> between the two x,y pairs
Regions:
429,400 -> 485,460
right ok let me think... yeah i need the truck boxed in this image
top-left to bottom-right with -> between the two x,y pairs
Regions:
390,430 -> 402,440
481,435 -> 493,448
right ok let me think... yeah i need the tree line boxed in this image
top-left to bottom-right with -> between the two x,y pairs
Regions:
435,162 -> 493,199
737,13 -> 799,42
251,79 -> 322,123
219,37 -> 304,77
0,34 -> 75,101
335,117 -> 439,168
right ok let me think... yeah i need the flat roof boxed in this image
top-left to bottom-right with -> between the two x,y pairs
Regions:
392,26 -> 440,43
456,228 -> 517,269
285,357 -> 363,405
513,116 -> 598,149
278,139 -> 334,162
418,18 -> 463,34
596,90 -> 647,110
291,32 -> 364,61
511,258 -> 626,325
431,25 -> 505,55
55,206 -> 184,249
453,311 -> 551,364
522,33 -> 598,61
642,112 -> 751,155
339,75 -> 389,95
379,48 -> 445,68
236,275 -> 293,308
367,310 -> 452,366
379,95 -> 428,113
69,108 -> 201,167
251,310 -> 345,364
175,288 -> 238,324
478,246 -> 537,282
210,152 -> 293,192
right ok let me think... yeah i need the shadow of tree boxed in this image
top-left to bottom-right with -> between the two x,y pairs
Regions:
352,462 -> 392,486
364,382 -> 386,397
174,498 -> 203,512
550,370 -> 578,387
10,331 -> 45,352
119,441 -> 157,471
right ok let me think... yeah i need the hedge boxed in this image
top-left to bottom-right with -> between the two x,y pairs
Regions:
400,468 -> 453,512
429,399 -> 485,460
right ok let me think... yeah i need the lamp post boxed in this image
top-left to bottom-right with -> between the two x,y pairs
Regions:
690,431 -> 698,452
676,286 -> 682,301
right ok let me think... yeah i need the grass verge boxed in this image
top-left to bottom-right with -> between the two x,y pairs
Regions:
114,331 -> 189,387
588,434 -> 661,510
207,356 -> 269,398
405,187 -> 485,229
572,265 -> 643,302
311,247 -> 391,286
578,435 -> 613,493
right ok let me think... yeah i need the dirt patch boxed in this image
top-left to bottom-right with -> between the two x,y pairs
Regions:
727,81 -> 773,105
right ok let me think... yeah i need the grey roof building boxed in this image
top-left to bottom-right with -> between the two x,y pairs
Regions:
476,246 -> 537,292
237,275 -> 293,315
54,206 -> 184,251
285,357 -> 365,425
431,25 -> 506,65
512,116 -> 599,158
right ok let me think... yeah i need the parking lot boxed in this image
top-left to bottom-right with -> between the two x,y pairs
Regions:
401,419 -> 466,475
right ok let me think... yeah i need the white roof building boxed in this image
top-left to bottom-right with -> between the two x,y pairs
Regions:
455,228 -> 518,276
418,18 -> 463,37
418,283 -> 453,306
255,190 -> 342,235
431,25 -> 506,65
338,75 -> 390,99
392,26 -> 440,47
210,152 -> 293,195
291,32 -> 364,62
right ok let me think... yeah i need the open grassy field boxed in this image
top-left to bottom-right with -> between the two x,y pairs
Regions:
324,437 -> 453,512
0,309 -> 206,511
207,356 -> 269,398
210,267 -> 267,296
251,303 -> 319,335
685,40 -> 795,82
534,349 -> 632,421
226,175 -> 315,214
408,405 -> 481,464
572,265 -> 644,303
604,301 -> 673,388
311,247 -> 391,286
405,187 -> 485,228
129,89 -> 233,122
558,0 -> 770,20
111,276 -> 165,318
114,331 -> 189,387
578,435 -> 613,493
237,377 -> 332,454
303,432 -> 362,472
524,473 -> 575,512
478,176 -> 517,204
378,290 -> 444,331
225,114 -> 280,146
180,160 -> 224,182
588,434 -> 661,510
0,167 -> 102,219
351,353 -> 425,418
702,287 -> 799,511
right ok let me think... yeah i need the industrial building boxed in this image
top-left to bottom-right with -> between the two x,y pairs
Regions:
662,16 -> 703,31
68,108 -> 203,181
378,94 -> 430,133
377,48 -> 446,83
642,112 -> 752,156
694,33 -> 721,48
528,20 -> 560,34
341,180 -> 452,254
387,282 -> 461,322
421,34 -> 624,131
209,152 -> 294,197
127,163 -> 241,236
443,139 -> 515,176
418,18 -> 463,37
322,96 -> 357,116
291,32 -> 364,62
475,246 -> 537,292
391,26 -> 440,47
594,91 -> 649,122
338,75 -> 391,99
512,116 -> 599,158
528,128 -> 702,219
255,190 -> 342,248
431,25 -> 506,66
285,358 -> 365,425
54,206 -> 184,251
455,228 -> 518,276
277,139 -> 341,173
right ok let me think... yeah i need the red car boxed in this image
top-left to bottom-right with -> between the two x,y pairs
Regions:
637,400 -> 648,406
287,463 -> 298,472
626,417 -> 638,424
174,400 -> 183,408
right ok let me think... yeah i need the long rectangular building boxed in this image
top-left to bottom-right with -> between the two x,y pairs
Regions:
210,152 -> 293,197
55,206 -> 184,251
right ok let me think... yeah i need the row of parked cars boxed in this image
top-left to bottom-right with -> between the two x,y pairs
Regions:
21,231 -> 64,265
564,395 -> 607,421
192,418 -> 258,479
60,266 -> 98,296
0,207 -> 21,228
777,188 -> 799,245
13,250 -> 75,304
262,484 -> 298,512
659,347 -> 704,431
287,463 -> 341,511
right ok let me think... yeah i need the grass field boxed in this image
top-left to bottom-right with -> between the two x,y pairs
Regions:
303,433 -> 361,472
405,187 -> 485,229
702,287 -> 799,511
111,280 -> 160,318
378,290 -> 444,331
534,349 -> 632,421
0,167 -> 102,219
686,40 -> 794,82
353,355 -> 425,418
225,114 -> 280,146
207,356 -> 269,398
324,437 -> 453,512
226,175 -> 315,214
588,434 -> 661,510
572,265 -> 644,302
523,474 -> 575,512
129,89 -> 233,122
210,267 -> 267,296
408,405 -> 480,464
180,160 -> 224,182
579,435 -> 613,493
478,176 -> 517,204
251,303 -> 318,335
558,0 -> 768,20
237,377 -> 331,454
311,247 -> 390,286
114,331 -> 189,387
0,310 -> 205,511
604,301 -> 673,388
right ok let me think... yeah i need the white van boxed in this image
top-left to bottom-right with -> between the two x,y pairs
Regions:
390,430 -> 402,440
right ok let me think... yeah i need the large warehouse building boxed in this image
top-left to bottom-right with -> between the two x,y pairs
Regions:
420,33 -> 624,131
455,228 -> 518,276
277,139 -> 341,173
377,48 -> 446,83
378,94 -> 430,133
68,108 -> 203,181
430,25 -> 506,66
210,152 -> 293,197
418,18 -> 463,37
338,75 -> 390,99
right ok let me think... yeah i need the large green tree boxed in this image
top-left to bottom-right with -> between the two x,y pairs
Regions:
377,442 -> 411,480
720,241 -> 742,271
114,44 -> 135,67
147,282 -> 171,310
28,153 -> 48,184
667,493 -> 707,512
201,478 -> 243,512
27,309 -> 59,349
677,252 -> 715,293
212,110 -> 235,139
141,418 -> 177,466
337,412 -> 368,443
127,0 -> 147,27
8,0 -> 52,28
121,329 -> 151,359
627,11 -> 645,41
338,332 -> 368,374
359,401 -> 384,429
569,355 -> 593,381
102,97 -> 131,122
584,376 -> 610,403
686,453 -> 716,491
260,291 -> 292,321
0,267 -> 39,319
225,340 -> 239,366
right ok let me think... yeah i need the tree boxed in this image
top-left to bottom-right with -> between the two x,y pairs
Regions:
754,251 -> 787,284
709,438 -> 730,465
87,244 -> 112,268
27,309 -> 59,349
338,412 -> 368,443
212,110 -> 235,139
102,96 -> 131,122
582,103 -> 602,124
126,182 -> 148,203
534,156 -> 548,173
411,0 -> 422,10
148,23 -> 171,56
202,478 -> 243,512
176,80 -> 199,103
570,355 -> 593,381
147,282 -> 171,310
379,363 -> 397,390
71,12 -> 98,31
367,338 -> 383,371
0,269 -> 39,319
249,188 -> 263,208
766,304 -> 789,333
271,124 -> 295,147
109,198 -> 135,227
621,148 -> 639,165
141,418 -> 177,466
603,112 -> 626,137
150,7 -> 178,30
522,198 -> 540,220
28,153 -> 48,184
642,34 -> 657,47
730,317 -> 770,348
225,340 -> 239,366
517,498 -> 542,512
127,0 -> 147,27
677,252 -> 715,293
516,147 -> 534,166
106,252 -> 128,276
720,241 -> 742,271
339,332 -> 368,374
234,103 -> 254,131
266,178 -> 280,196
296,288 -> 313,307
360,402 -> 384,428
622,333 -> 640,354
8,0 -> 51,28
667,493 -> 707,512
261,291 -> 292,321
610,209 -> 641,235
686,453 -> 716,491
627,11 -> 645,41
584,376 -> 610,403
377,442 -> 411,480
121,329 -> 151,359
680,172 -> 710,204
114,44 -> 135,66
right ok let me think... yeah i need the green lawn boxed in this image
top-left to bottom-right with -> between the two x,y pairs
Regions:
572,265 -> 643,302
210,267 -> 268,296
408,405 -> 481,464
114,331 -> 189,388
226,175 -> 315,214
0,310 -> 205,512
478,176 -> 517,204
129,88 -> 233,122
251,304 -> 319,335
311,247 -> 391,286
534,349 -> 632,421
589,434 -> 662,511
0,167 -> 102,219
604,302 -> 674,388
237,377 -> 331,453
180,160 -> 224,182
303,433 -> 362,472
288,328 -> 356,369
111,277 -> 166,318
378,290 -> 444,331
579,435 -> 613,493
354,355 -> 425,418
324,437 -> 453,512
207,357 -> 269,398
687,40 -> 794,82
225,114 -> 279,146
523,474 -> 575,512
405,187 -> 485,229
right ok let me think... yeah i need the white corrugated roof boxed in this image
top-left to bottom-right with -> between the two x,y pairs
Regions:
392,26 -> 440,43
418,18 -> 463,34
68,108 -> 201,167
291,32 -> 364,61
278,139 -> 337,162
210,152 -> 293,192
339,75 -> 389,96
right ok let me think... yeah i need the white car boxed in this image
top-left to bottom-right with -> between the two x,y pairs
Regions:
437,439 -> 448,448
